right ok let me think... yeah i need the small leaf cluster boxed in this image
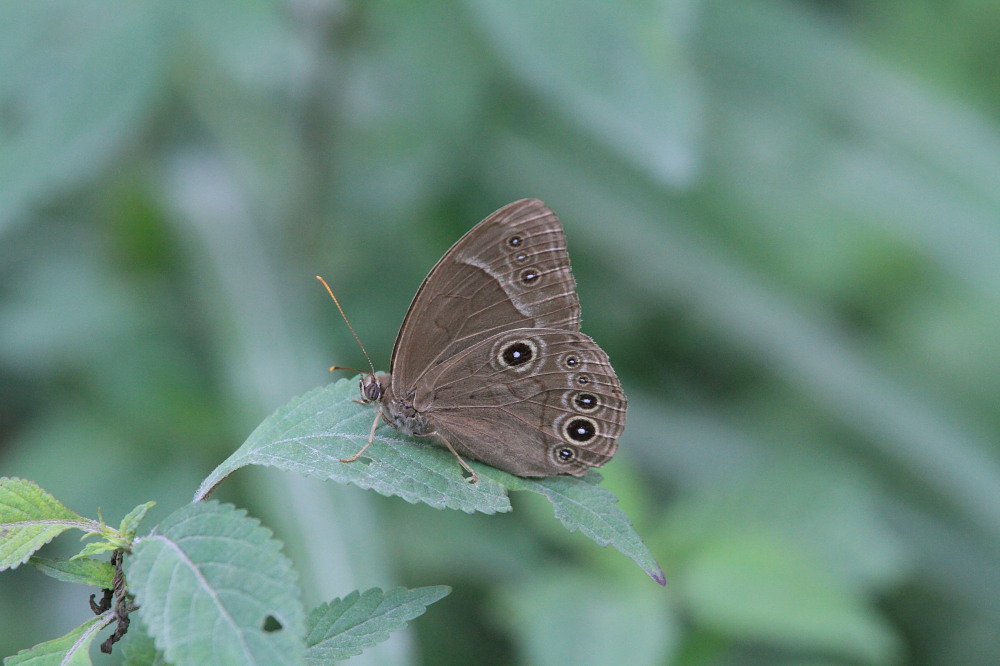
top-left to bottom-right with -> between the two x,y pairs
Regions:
1,478 -> 448,664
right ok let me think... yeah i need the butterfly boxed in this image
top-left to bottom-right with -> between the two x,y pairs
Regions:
339,199 -> 626,482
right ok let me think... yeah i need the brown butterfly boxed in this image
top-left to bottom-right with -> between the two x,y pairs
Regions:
339,199 -> 626,482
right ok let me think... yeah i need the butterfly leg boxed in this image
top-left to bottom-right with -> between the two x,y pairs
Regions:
340,409 -> 382,463
436,435 -> 479,484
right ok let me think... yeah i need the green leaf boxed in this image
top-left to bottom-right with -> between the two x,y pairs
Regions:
3,615 -> 113,665
29,556 -> 114,588
0,477 -> 85,570
118,501 -> 155,541
126,501 -> 305,665
305,586 -> 450,664
70,541 -> 117,561
195,380 -> 513,514
195,380 -> 662,581
505,473 -> 666,585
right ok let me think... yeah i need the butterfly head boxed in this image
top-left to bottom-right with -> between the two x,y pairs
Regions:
360,372 -> 391,403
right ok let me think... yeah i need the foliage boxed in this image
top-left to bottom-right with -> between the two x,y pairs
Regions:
4,0 -> 1000,664
0,388 -> 655,662
0,479 -> 452,664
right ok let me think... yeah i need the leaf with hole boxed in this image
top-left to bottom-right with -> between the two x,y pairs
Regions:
126,501 -> 305,665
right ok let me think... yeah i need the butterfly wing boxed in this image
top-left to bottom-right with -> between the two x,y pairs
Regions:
390,199 -> 581,391
413,328 -> 626,476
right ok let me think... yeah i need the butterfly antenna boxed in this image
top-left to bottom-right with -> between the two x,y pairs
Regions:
316,275 -> 377,376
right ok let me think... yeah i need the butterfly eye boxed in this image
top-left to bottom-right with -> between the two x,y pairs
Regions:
519,267 -> 541,286
564,417 -> 598,444
572,392 -> 599,412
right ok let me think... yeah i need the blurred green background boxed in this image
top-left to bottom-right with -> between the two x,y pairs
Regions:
3,0 -> 1000,664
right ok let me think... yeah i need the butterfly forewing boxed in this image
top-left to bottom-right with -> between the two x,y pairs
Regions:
389,199 -> 581,391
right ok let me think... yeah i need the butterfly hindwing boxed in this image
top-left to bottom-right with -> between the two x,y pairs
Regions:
413,328 -> 626,476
